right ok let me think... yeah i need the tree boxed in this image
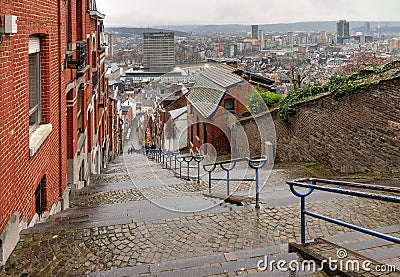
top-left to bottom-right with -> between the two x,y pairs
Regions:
276,55 -> 308,90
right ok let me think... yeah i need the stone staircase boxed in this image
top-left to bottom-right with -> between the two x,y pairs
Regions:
84,244 -> 327,277
289,225 -> 400,276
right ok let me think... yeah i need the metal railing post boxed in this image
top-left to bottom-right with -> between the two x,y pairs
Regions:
193,155 -> 204,184
226,170 -> 230,195
174,154 -> 177,171
248,157 -> 267,209
255,167 -> 260,209
208,171 -> 212,193
301,196 -> 306,244
187,160 -> 190,180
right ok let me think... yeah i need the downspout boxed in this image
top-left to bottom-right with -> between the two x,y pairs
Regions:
58,0 -> 63,198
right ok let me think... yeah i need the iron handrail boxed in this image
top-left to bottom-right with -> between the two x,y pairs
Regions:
176,155 -> 204,183
143,150 -> 268,208
203,156 -> 267,208
287,178 -> 400,244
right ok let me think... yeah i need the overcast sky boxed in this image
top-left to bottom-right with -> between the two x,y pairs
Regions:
96,0 -> 400,27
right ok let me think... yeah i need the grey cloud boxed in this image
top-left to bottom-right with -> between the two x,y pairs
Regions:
96,0 -> 400,26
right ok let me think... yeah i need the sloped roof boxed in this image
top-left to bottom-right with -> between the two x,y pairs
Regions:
196,66 -> 243,89
169,106 -> 188,120
186,66 -> 244,118
110,63 -> 120,73
186,87 -> 225,118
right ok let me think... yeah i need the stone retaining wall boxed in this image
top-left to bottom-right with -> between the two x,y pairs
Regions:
237,78 -> 400,174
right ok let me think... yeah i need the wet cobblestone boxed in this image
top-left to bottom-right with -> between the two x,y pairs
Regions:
2,196 -> 399,276
1,150 -> 399,276
72,181 -> 252,207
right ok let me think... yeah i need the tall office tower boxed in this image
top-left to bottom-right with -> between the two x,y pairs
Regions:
258,30 -> 265,49
143,32 -> 175,72
258,30 -> 265,42
364,21 -> 371,35
252,25 -> 259,40
105,33 -> 115,57
337,20 -> 350,44
288,31 -> 294,45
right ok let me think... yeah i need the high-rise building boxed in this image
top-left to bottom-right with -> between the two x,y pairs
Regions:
337,20 -> 350,44
258,30 -> 264,42
364,21 -> 371,35
143,32 -> 175,72
105,33 -> 115,57
251,25 -> 259,40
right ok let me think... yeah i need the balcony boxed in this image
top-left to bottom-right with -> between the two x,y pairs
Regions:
67,41 -> 89,75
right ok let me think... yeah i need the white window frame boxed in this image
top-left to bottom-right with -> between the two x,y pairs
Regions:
29,36 -> 41,132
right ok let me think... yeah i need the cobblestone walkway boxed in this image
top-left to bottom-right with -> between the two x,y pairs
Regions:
1,149 -> 399,276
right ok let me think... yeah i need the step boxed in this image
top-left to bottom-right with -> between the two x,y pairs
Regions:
289,238 -> 399,276
22,196 -> 248,234
323,225 -> 400,267
84,244 -> 306,276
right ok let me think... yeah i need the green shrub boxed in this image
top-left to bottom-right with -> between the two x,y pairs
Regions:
246,85 -> 282,114
259,91 -> 282,105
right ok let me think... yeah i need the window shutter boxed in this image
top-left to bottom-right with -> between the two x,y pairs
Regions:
29,37 -> 40,54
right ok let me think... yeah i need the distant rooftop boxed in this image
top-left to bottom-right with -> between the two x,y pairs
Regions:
196,66 -> 243,89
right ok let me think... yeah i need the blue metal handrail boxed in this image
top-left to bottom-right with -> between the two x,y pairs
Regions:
143,150 -> 268,208
287,178 -> 400,244
203,156 -> 267,208
176,155 -> 204,183
164,151 -> 179,170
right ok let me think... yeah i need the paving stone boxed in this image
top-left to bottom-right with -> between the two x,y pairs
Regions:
223,245 -> 283,262
150,254 -> 226,273
1,150 -> 400,276
157,264 -> 224,277
87,264 -> 149,276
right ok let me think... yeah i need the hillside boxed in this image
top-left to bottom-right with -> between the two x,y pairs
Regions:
105,27 -> 188,37
159,21 -> 400,34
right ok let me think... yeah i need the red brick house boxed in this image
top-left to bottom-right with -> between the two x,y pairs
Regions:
0,0 -> 69,265
65,0 -> 109,188
0,0 -> 116,266
186,66 -> 252,156
154,85 -> 189,149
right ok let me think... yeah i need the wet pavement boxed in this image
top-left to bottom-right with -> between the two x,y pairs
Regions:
1,141 -> 400,276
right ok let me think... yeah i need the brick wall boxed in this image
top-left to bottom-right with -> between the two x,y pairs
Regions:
0,0 -> 67,232
237,78 -> 400,174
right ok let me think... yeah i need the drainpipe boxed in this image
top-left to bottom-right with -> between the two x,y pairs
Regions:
57,0 -> 63,198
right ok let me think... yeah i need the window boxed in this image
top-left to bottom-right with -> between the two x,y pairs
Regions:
196,116 -> 200,139
29,37 -> 41,131
224,98 -> 234,111
77,88 -> 83,135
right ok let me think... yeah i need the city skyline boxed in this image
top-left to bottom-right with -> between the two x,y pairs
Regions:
96,0 -> 400,27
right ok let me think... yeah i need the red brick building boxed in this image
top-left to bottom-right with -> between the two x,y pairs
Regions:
0,0 -> 117,266
186,66 -> 252,156
65,0 -> 111,186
